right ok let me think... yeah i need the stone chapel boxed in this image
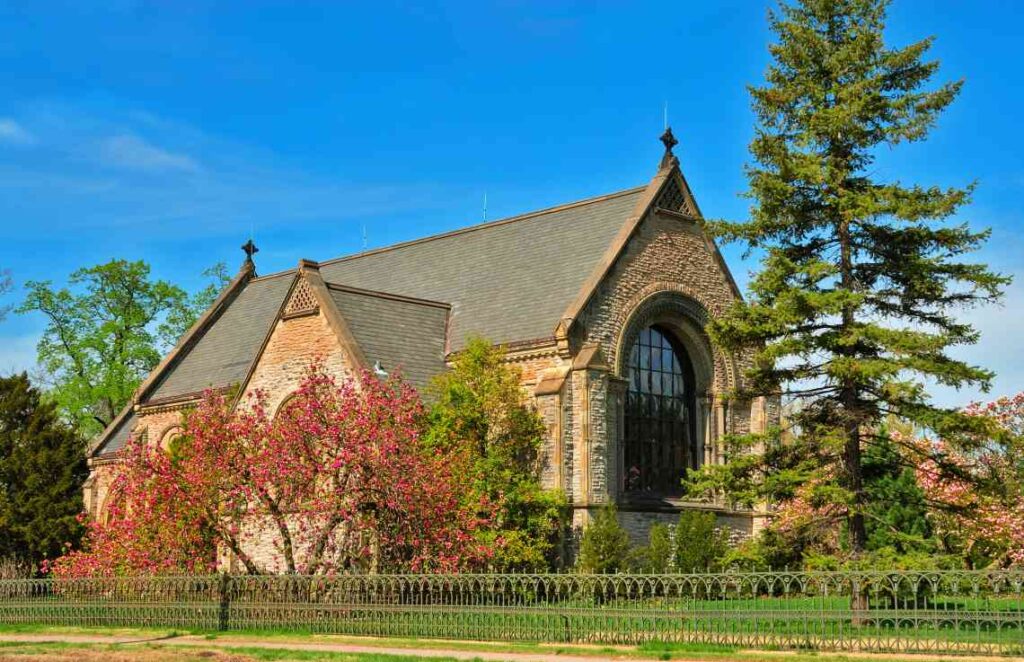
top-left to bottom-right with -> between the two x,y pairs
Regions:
84,131 -> 777,554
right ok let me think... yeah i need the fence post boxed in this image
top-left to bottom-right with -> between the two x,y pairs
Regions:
217,573 -> 231,632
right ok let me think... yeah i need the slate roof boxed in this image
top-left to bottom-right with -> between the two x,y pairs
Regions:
327,285 -> 449,392
319,187 -> 644,350
92,185 -> 646,456
148,274 -> 294,402
99,411 -> 137,455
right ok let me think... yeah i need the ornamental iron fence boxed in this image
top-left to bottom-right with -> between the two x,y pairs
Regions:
1,571 -> 1022,655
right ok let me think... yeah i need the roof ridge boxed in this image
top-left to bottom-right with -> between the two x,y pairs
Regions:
325,281 -> 451,309
251,185 -> 645,281
249,269 -> 298,283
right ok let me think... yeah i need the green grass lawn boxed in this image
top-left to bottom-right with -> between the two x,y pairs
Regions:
2,593 -> 1021,656
0,632 -> 1020,662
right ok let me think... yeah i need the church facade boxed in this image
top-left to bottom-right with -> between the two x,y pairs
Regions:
84,132 -> 776,566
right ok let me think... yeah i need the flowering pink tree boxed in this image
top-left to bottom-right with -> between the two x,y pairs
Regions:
46,433 -> 217,577
52,362 -> 492,576
917,393 -> 1024,567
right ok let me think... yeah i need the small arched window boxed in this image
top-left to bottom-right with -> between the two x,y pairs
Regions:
159,426 -> 184,452
623,325 -> 698,495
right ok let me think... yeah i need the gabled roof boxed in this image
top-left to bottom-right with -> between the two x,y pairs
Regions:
89,186 -> 646,456
90,139 -> 714,458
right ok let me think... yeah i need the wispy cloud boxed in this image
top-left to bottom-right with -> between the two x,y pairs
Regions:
927,272 -> 1024,408
0,118 -> 35,145
98,134 -> 200,173
0,102 -> 458,244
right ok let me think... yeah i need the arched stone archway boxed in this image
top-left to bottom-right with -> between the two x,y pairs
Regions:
609,289 -> 736,501
612,286 -> 738,394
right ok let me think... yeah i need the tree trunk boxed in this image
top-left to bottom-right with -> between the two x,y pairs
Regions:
837,215 -> 867,558
303,512 -> 346,576
258,489 -> 296,573
838,213 -> 869,623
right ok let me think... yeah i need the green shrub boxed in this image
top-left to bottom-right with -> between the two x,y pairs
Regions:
628,523 -> 672,573
577,504 -> 631,574
718,538 -> 770,572
674,510 -> 729,573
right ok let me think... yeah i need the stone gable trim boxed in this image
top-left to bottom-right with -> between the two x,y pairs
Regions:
232,261 -> 370,408
557,164 -> 701,342
302,264 -> 370,372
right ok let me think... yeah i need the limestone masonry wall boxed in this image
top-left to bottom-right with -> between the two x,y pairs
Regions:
243,310 -> 353,415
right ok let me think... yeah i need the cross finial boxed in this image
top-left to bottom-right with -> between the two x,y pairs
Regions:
660,126 -> 678,154
241,239 -> 259,267
659,126 -> 679,169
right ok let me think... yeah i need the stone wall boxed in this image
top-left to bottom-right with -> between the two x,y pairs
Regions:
242,309 -> 353,415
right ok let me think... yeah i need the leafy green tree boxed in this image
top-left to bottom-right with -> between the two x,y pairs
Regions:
18,260 -> 230,437
674,510 -> 729,573
687,0 -> 1007,557
577,503 -> 631,574
0,373 -> 87,572
425,336 -> 568,570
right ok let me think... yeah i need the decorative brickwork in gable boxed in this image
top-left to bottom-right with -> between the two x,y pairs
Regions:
653,174 -> 697,216
283,277 -> 319,318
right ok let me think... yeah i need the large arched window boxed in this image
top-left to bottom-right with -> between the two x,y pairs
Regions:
623,325 -> 698,495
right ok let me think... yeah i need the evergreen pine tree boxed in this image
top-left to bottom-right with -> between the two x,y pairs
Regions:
687,0 -> 1008,557
862,424 -> 933,554
0,373 -> 87,571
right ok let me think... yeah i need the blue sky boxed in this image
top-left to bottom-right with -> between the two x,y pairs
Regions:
0,1 -> 1021,407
